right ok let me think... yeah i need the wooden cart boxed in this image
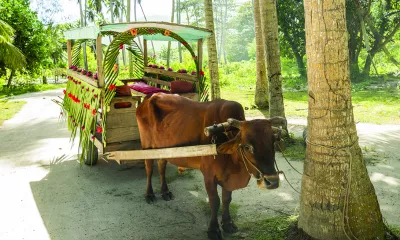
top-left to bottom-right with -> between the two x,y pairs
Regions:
62,22 -> 217,165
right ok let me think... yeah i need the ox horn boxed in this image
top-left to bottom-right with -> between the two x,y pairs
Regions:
227,118 -> 242,129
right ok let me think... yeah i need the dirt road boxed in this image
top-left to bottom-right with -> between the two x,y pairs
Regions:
0,90 -> 399,240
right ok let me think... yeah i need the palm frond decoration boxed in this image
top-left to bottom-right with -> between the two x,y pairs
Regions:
71,39 -> 85,66
53,77 -> 102,165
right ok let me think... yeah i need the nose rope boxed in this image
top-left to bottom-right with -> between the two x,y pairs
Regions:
238,144 -> 263,180
275,143 -> 301,194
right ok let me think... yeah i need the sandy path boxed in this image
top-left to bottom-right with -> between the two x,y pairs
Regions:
0,90 -> 399,240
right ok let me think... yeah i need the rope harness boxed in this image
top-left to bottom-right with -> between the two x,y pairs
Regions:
237,144 -> 264,180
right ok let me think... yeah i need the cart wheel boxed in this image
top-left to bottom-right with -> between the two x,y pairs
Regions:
84,143 -> 99,165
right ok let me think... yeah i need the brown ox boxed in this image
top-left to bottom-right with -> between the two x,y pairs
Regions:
136,93 -> 285,240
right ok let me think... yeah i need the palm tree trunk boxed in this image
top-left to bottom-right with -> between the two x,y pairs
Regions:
6,69 -> 15,88
298,0 -> 384,238
177,0 -> 182,63
204,0 -> 221,100
79,0 -> 88,70
253,0 -> 268,109
127,0 -> 133,77
167,0 -> 175,68
259,0 -> 285,119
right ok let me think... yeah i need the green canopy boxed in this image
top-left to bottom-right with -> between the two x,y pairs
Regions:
64,22 -> 212,42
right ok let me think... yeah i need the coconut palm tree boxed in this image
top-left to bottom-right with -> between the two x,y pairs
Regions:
253,0 -> 268,109
298,0 -> 384,238
204,0 -> 221,100
0,20 -> 26,87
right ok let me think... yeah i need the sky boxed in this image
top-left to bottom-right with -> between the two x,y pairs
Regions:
30,0 -> 175,24
31,0 -> 248,24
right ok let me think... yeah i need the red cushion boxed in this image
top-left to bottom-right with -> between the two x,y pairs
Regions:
170,80 -> 194,93
129,81 -> 170,95
116,85 -> 132,96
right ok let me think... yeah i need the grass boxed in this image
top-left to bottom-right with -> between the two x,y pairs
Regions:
0,83 -> 66,99
221,86 -> 400,124
282,136 -> 306,161
0,100 -> 26,126
237,215 -> 298,240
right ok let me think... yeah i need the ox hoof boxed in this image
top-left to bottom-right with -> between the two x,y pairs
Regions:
161,191 -> 174,201
145,194 -> 156,204
222,220 -> 238,234
207,228 -> 222,240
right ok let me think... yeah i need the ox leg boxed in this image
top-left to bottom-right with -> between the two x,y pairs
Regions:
145,159 -> 156,203
205,180 -> 222,240
221,188 -> 238,234
157,159 -> 174,201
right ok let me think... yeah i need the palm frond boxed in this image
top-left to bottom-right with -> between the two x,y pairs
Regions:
0,41 -> 26,69
0,20 -> 14,43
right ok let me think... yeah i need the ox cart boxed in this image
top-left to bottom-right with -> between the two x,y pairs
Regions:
59,22 -> 219,165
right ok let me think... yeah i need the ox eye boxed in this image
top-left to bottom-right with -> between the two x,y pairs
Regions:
243,144 -> 254,154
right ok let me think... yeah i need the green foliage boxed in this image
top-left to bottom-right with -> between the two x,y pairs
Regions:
238,215 -> 298,240
0,100 -> 26,126
0,83 -> 66,99
0,0 -> 51,75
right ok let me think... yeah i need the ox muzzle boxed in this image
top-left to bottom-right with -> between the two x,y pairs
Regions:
257,174 -> 280,190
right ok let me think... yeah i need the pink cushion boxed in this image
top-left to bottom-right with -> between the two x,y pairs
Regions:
129,81 -> 170,95
170,80 -> 194,93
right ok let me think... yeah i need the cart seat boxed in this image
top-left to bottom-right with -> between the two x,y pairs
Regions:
129,81 -> 170,95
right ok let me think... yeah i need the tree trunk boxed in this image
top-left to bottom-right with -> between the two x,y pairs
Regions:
79,0 -> 88,70
294,51 -> 306,78
6,69 -> 15,88
259,0 -> 285,119
298,0 -> 385,239
128,0 -> 133,77
253,0 -> 268,109
204,0 -> 221,100
177,0 -> 183,63
362,51 -> 377,76
167,0 -> 175,67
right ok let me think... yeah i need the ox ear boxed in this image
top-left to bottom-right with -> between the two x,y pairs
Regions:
217,135 -> 240,154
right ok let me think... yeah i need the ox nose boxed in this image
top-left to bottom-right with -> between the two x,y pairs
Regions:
257,174 -> 280,190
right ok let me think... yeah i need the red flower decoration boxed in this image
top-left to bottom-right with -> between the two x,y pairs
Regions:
200,71 -> 205,76
92,109 -> 97,116
148,29 -> 153,34
91,135 -> 95,140
86,88 -> 89,92
94,94 -> 98,99
96,126 -> 102,133
119,43 -> 124,49
60,112 -> 63,115
81,126 -> 85,131
130,28 -> 138,36
63,89 -> 66,94
109,84 -> 116,91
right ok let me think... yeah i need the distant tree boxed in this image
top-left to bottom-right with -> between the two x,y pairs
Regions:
253,0 -> 268,109
276,0 -> 306,77
204,0 -> 221,99
259,0 -> 286,121
298,0 -> 385,238
225,1 -> 254,62
0,0 -> 52,86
